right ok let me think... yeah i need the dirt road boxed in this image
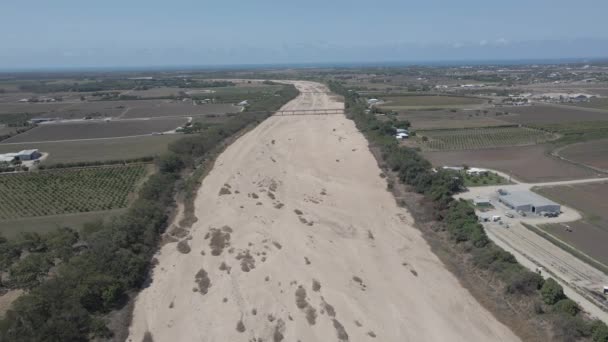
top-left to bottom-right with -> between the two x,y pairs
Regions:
128,81 -> 518,342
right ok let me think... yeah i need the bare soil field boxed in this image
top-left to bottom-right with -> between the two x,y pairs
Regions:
541,221 -> 608,266
558,139 -> 608,171
392,109 -> 512,129
423,144 -> 599,182
128,81 -> 518,342
379,95 -> 486,110
123,102 -> 240,118
0,99 -> 240,120
500,104 -> 608,125
2,118 -> 187,143
537,182 -> 608,265
0,134 -> 181,164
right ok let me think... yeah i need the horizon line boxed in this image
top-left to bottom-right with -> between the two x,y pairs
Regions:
2,56 -> 608,74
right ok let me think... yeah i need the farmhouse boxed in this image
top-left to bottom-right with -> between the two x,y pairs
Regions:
498,190 -> 560,214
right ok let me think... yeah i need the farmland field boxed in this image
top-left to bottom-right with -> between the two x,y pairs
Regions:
391,109 -> 512,129
2,117 -> 187,143
536,182 -> 608,265
123,102 -> 240,118
0,134 -> 182,164
567,98 -> 608,111
558,138 -> 608,171
0,209 -> 125,238
417,126 -> 556,151
423,144 -> 598,182
379,95 -> 485,110
0,164 -> 149,219
500,104 -> 608,125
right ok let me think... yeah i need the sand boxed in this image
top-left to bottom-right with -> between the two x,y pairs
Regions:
128,81 -> 519,342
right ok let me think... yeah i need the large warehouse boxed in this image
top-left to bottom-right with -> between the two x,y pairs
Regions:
498,190 -> 561,214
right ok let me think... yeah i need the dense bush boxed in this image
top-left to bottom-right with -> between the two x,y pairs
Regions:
541,278 -> 566,305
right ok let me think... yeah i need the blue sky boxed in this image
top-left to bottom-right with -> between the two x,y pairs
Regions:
2,0 -> 608,69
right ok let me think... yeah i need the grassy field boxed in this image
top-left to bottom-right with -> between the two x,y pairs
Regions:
462,171 -> 510,187
417,126 -> 556,151
379,95 -> 485,110
2,118 -> 187,143
0,134 -> 182,164
0,209 -> 125,238
390,109 -> 512,129
0,164 -> 149,219
567,98 -> 608,111
501,104 -> 608,125
532,121 -> 608,146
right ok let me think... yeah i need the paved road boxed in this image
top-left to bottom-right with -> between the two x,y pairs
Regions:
458,174 -> 608,323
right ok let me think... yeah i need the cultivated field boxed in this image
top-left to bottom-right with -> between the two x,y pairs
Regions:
536,182 -> 608,265
123,102 -> 239,118
423,144 -> 599,182
500,104 -> 608,125
0,164 -> 148,219
567,98 -> 608,111
392,109 -> 512,129
417,126 -> 555,151
379,95 -> 486,110
558,139 -> 608,171
0,134 -> 182,164
0,99 -> 240,119
1,118 -> 187,143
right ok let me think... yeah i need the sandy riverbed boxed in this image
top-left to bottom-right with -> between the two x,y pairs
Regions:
128,81 -> 518,342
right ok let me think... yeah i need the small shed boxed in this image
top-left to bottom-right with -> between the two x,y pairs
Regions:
473,197 -> 491,206
17,149 -> 41,161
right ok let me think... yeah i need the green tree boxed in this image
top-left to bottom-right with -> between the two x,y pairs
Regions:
541,278 -> 565,305
554,298 -> 580,316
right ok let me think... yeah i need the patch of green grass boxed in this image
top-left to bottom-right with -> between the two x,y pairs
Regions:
0,209 -> 125,238
532,121 -> 608,145
463,171 -> 510,187
0,134 -> 182,164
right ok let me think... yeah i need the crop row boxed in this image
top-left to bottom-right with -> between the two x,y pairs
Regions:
419,127 -> 555,151
0,165 -> 148,220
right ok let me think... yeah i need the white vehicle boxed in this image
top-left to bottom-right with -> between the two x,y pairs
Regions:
491,215 -> 501,222
505,212 -> 514,218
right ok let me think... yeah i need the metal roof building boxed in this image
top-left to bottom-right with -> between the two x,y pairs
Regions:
498,190 -> 560,214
